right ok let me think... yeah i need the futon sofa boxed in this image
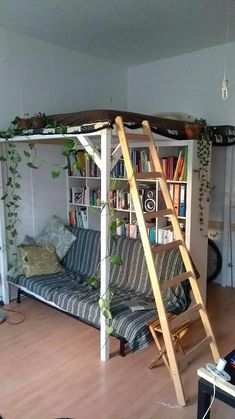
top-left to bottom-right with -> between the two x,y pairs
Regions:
9,227 -> 191,354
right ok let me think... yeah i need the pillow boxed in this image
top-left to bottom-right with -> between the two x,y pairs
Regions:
19,244 -> 64,277
36,215 -> 76,260
8,235 -> 36,278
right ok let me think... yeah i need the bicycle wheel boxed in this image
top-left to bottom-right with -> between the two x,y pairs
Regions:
207,238 -> 222,282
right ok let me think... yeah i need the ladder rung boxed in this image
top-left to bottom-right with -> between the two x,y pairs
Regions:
169,303 -> 202,331
160,271 -> 193,291
152,240 -> 183,253
125,133 -> 150,141
135,172 -> 162,180
178,336 -> 212,370
144,209 -> 173,220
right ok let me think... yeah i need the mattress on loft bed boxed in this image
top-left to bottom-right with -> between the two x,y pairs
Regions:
48,108 -> 201,140
11,109 -> 202,140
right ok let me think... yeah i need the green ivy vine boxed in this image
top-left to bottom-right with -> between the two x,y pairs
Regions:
0,115 -> 125,337
196,119 -> 212,235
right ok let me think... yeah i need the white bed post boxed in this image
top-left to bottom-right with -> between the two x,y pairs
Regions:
100,128 -> 111,361
0,143 -> 9,304
222,146 -> 234,287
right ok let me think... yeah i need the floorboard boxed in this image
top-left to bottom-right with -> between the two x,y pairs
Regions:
0,283 -> 234,419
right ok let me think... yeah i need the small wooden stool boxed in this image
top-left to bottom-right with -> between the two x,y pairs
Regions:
148,313 -> 190,370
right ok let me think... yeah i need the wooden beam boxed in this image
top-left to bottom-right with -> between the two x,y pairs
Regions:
76,135 -> 101,170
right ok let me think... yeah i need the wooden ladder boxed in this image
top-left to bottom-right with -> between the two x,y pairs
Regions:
115,116 -> 220,406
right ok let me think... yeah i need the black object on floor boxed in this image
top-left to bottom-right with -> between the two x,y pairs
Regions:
0,312 -> 6,323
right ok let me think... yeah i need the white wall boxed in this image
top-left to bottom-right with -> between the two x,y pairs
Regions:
128,42 -> 235,125
128,42 -> 235,285
0,27 -> 128,300
0,26 -> 128,129
0,26 -> 127,233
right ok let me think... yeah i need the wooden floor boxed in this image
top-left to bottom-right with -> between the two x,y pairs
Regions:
0,283 -> 234,419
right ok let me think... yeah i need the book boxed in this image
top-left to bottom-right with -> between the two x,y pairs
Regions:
173,151 -> 183,181
72,186 -> 85,204
179,184 -> 186,217
69,210 -> 76,226
181,147 -> 188,181
80,208 -> 88,228
122,299 -> 156,311
75,150 -> 86,176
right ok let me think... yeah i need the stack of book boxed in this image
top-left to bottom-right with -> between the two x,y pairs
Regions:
161,148 -> 188,181
87,157 -> 101,177
70,186 -> 87,205
109,190 -> 130,210
168,183 -> 186,217
69,208 -> 88,228
67,150 -> 86,177
112,159 -> 125,178
131,150 -> 151,173
89,189 -> 101,206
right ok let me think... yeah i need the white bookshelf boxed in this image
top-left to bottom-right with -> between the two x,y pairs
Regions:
66,138 -> 211,299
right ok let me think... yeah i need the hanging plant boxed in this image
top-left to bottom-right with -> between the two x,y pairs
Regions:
0,139 -> 22,248
196,119 -> 212,235
0,116 -> 76,251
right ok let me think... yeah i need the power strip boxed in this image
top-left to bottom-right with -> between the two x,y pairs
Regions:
206,361 -> 231,381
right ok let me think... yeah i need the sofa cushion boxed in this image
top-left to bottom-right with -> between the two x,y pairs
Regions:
36,215 -> 76,260
62,227 -> 100,279
109,236 -> 137,290
19,244 -> 64,277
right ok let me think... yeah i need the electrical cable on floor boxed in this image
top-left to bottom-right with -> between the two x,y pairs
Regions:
155,401 -> 182,409
0,307 -> 25,325
201,376 -> 216,419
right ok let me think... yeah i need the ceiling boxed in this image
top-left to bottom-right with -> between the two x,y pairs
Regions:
0,0 -> 234,66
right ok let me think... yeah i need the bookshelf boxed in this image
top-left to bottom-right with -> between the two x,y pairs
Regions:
66,137 -> 211,296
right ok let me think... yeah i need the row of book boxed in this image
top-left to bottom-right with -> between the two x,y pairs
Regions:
70,186 -> 101,207
69,184 -> 186,217
67,151 -> 101,177
169,183 -> 187,217
67,148 -> 187,181
109,190 -> 130,210
69,208 -> 88,229
162,148 -> 187,181
114,218 -> 185,244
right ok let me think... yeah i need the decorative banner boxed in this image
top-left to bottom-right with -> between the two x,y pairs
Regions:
209,125 -> 235,146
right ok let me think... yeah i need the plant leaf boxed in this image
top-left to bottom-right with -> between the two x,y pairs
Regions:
28,142 -> 35,150
72,160 -> 82,171
27,162 -> 39,169
102,308 -> 112,320
87,276 -> 97,286
23,150 -> 31,157
98,298 -> 105,310
111,255 -> 123,266
106,325 -> 113,335
51,170 -> 60,179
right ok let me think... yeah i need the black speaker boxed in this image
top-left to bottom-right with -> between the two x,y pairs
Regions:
143,188 -> 156,212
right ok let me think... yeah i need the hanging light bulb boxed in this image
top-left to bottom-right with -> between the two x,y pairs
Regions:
222,76 -> 229,100
221,0 -> 230,100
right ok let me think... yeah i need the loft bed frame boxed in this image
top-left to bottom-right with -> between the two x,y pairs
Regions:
0,109 -> 197,361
